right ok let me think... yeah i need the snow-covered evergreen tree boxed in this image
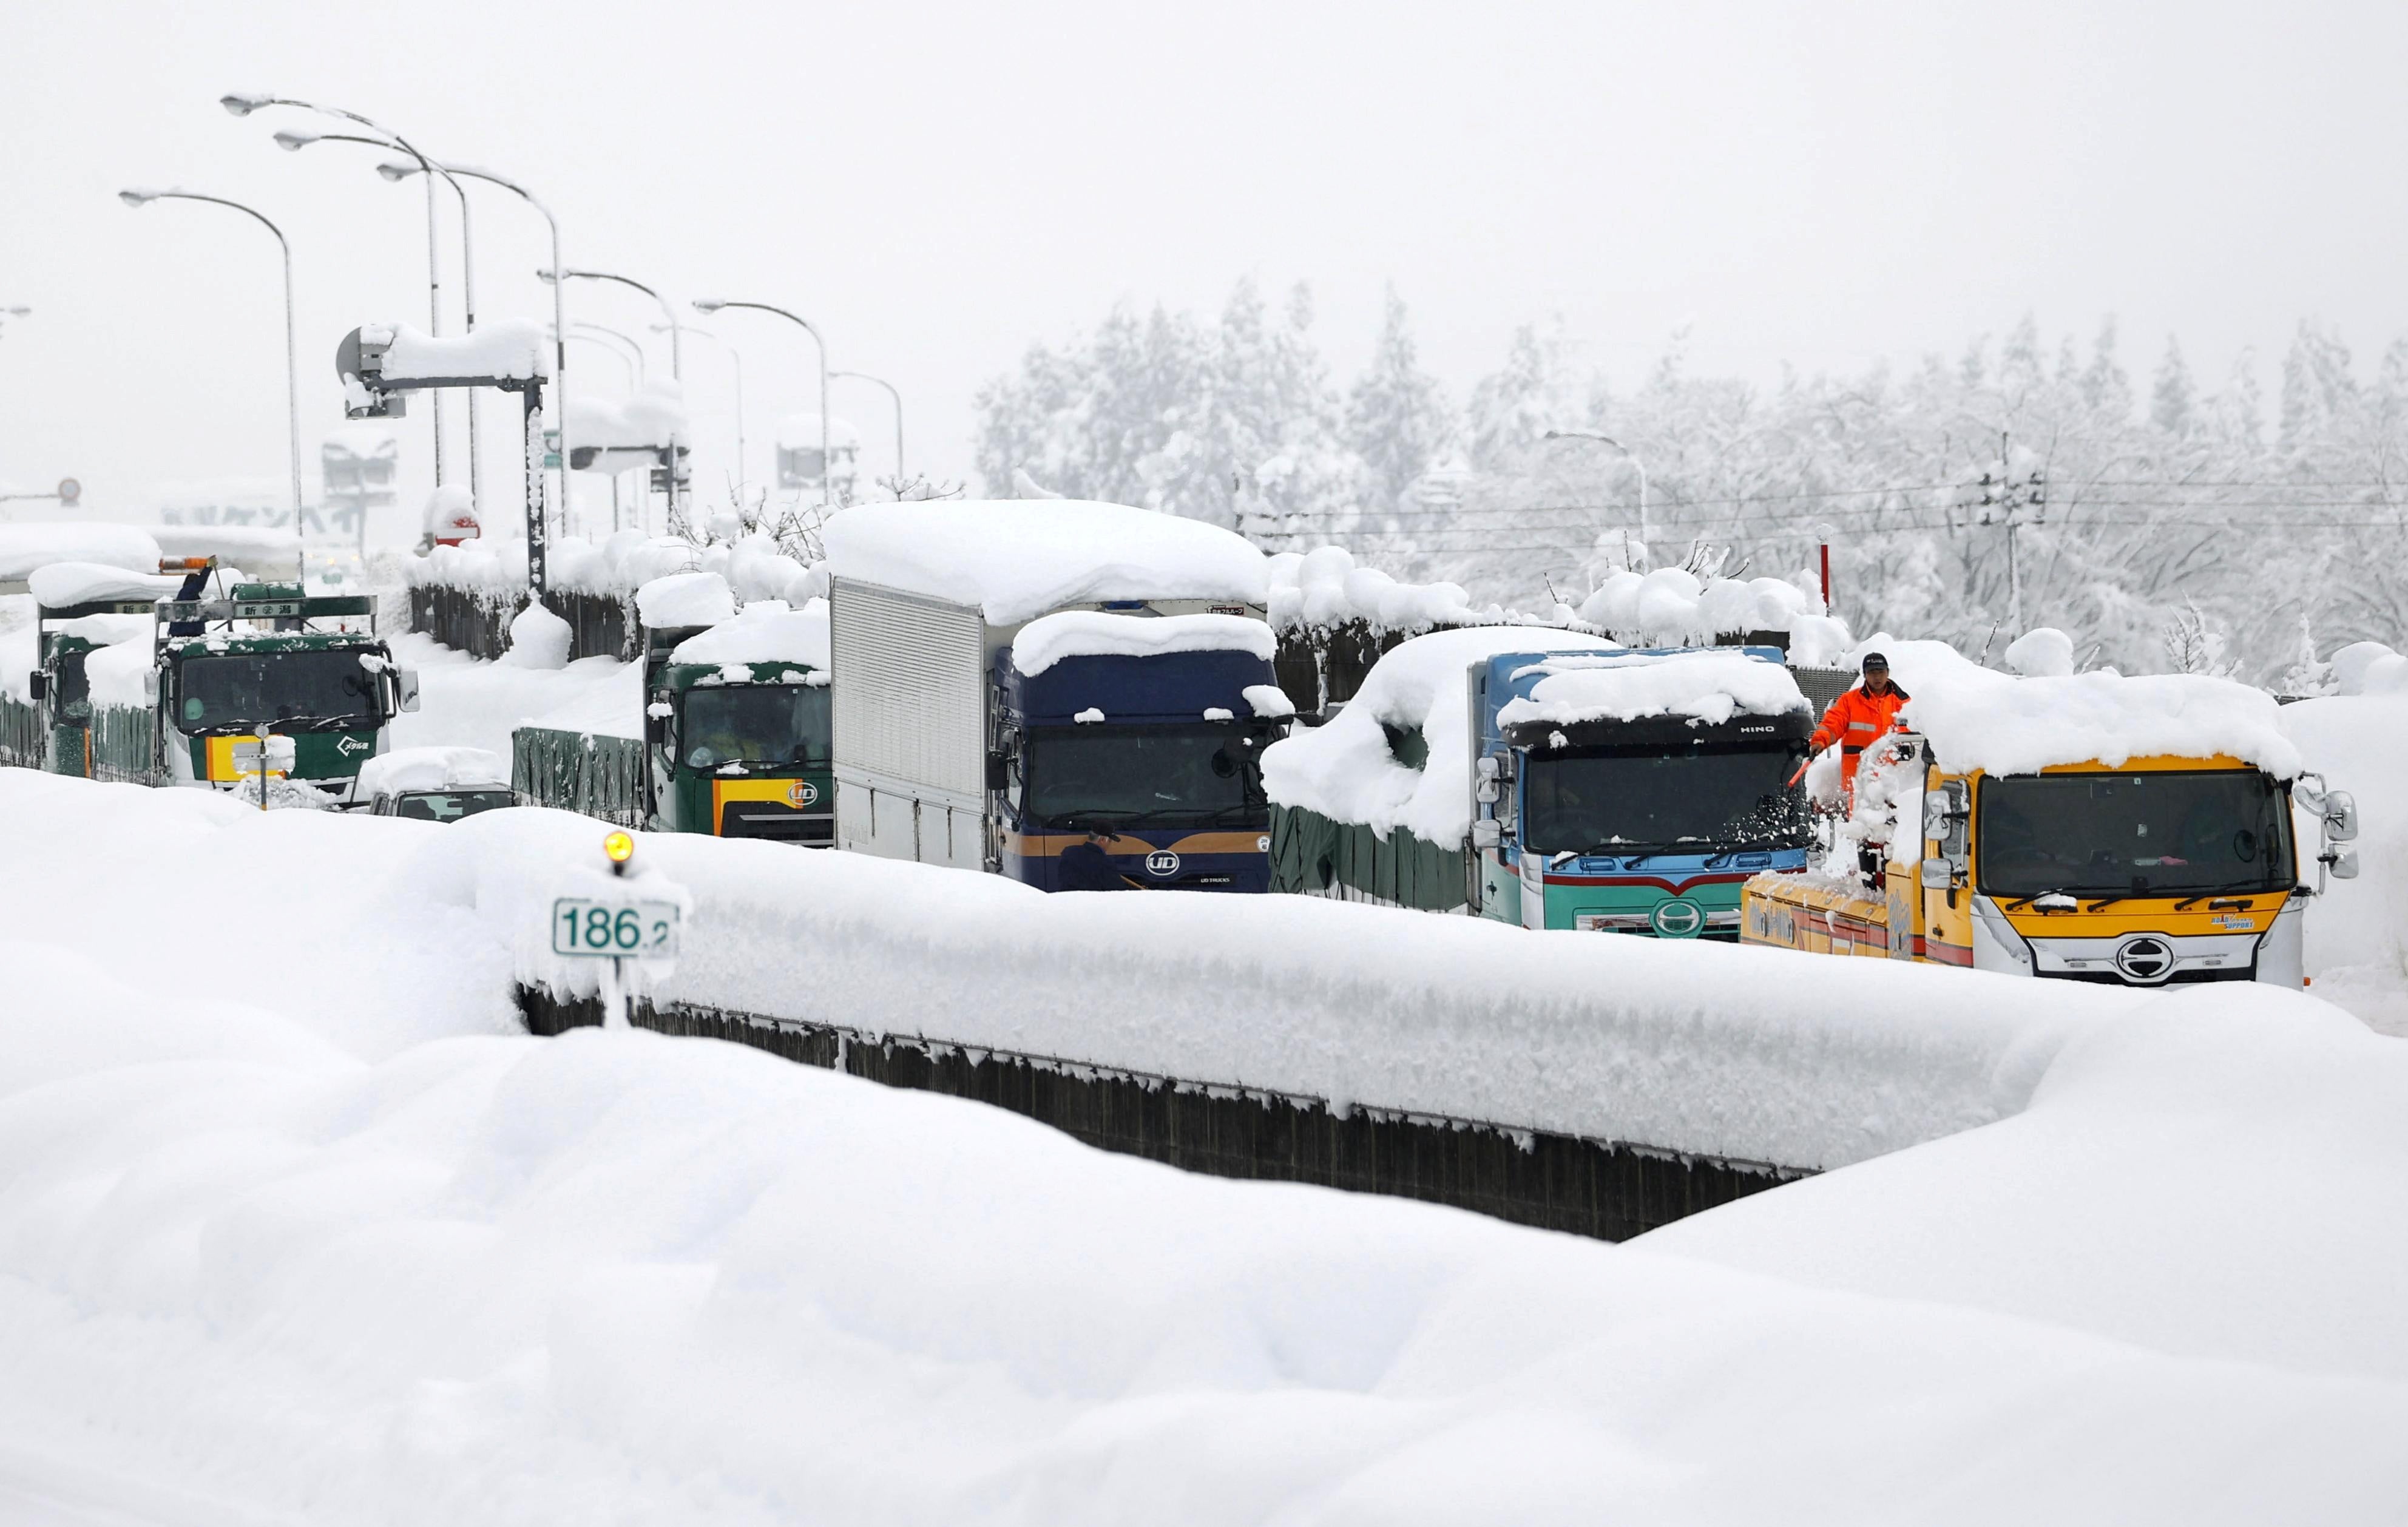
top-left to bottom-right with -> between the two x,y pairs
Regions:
2150,337 -> 2196,436
1344,285 -> 1451,515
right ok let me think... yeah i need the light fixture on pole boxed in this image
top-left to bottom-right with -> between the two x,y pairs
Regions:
692,300 -> 830,510
118,188 -> 305,548
269,124 -> 479,520
1544,428 -> 1651,561
387,160 -> 567,541
575,322 -> 649,384
830,370 -> 903,485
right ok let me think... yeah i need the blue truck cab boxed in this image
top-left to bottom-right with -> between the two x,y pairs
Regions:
1469,646 -> 1815,935
993,637 -> 1283,892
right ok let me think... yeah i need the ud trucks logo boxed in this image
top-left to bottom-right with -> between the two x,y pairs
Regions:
1145,850 -> 1181,877
335,734 -> 370,757
2112,935 -> 2177,985
787,780 -> 819,808
1650,898 -> 1706,937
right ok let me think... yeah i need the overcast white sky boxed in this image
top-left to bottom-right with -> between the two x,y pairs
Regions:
4,1 -> 2404,527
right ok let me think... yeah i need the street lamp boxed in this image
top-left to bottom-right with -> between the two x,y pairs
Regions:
1544,428 -> 1651,558
556,331 -> 636,390
272,127 -> 481,510
692,299 -> 830,510
234,92 -> 459,496
118,188 -> 305,540
387,160 -> 567,540
663,323 -> 745,496
575,323 -> 649,384
830,370 -> 903,485
543,266 -> 686,524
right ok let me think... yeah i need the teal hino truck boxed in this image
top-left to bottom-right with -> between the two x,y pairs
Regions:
1468,646 -> 1817,935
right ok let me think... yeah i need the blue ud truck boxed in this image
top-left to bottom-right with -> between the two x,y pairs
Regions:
824,499 -> 1289,892
1468,646 -> 1816,935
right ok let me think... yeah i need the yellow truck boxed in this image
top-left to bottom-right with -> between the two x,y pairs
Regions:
1742,663 -> 2358,990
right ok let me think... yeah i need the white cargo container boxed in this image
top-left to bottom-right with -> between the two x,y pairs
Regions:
823,501 -> 1277,884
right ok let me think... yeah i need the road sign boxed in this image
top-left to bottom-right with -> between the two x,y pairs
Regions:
552,898 -> 681,958
55,478 -> 79,506
229,735 -> 296,775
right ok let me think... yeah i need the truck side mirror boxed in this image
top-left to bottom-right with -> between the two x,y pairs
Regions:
1475,777 -> 1500,805
1470,818 -> 1502,850
26,672 -> 45,702
645,697 -> 673,745
141,670 -> 160,705
2330,847 -> 2361,880
1918,858 -> 1956,890
2323,790 -> 2359,843
396,669 -> 422,714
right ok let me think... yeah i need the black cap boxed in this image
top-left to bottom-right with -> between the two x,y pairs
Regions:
1861,652 -> 1890,671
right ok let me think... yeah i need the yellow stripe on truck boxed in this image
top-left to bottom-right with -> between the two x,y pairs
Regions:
710,775 -> 825,833
203,734 -> 286,784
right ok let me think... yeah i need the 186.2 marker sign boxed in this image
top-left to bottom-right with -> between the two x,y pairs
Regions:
552,899 -> 681,958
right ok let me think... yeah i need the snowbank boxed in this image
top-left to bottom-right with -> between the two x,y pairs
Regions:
0,523 -> 158,583
2004,626 -> 2075,677
1268,545 -> 1493,632
1579,566 -> 1848,662
825,500 -> 1268,624
670,598 -> 831,671
1264,626 -> 1620,847
1866,635 -> 2306,778
497,600 -> 571,669
368,317 -> 550,383
5,772 -> 2408,1522
1010,610 -> 1276,676
7,932 -> 2404,1523
387,634 -> 641,756
25,561 -> 180,608
2279,693 -> 2408,1035
1496,649 -> 1809,730
355,745 -> 510,797
408,531 -> 820,609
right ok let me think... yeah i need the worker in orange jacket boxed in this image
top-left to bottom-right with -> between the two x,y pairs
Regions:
1809,651 -> 1910,793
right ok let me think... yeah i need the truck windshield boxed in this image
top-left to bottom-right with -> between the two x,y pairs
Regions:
175,649 -> 386,733
394,789 -> 516,822
1023,723 -> 1268,829
680,684 -> 831,770
1977,770 -> 2295,899
1522,746 -> 1810,855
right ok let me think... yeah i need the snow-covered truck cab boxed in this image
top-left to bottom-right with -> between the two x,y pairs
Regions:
1741,650 -> 2355,988
640,599 -> 834,843
824,499 -> 1282,892
1470,647 -> 1816,935
992,612 -> 1288,892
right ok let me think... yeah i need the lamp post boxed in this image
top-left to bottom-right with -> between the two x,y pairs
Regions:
118,189 -> 304,541
386,159 -> 565,540
830,370 -> 902,485
558,331 -> 635,390
1544,428 -> 1651,561
231,93 -> 459,497
663,323 -> 745,498
692,300 -> 829,509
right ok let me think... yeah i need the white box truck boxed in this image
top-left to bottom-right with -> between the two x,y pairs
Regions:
823,500 -> 1293,891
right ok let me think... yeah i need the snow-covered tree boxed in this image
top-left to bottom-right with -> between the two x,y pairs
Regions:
2151,337 -> 2196,436
1345,285 -> 1451,515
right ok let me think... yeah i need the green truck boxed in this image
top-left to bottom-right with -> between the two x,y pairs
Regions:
4,561 -> 418,799
515,598 -> 832,841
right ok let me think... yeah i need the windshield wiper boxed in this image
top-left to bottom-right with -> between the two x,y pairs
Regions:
2003,887 -> 2085,912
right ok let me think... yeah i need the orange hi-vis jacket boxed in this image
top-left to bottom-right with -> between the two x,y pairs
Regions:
1810,681 -> 1911,787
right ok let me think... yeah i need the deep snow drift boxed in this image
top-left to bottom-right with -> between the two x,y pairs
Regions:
4,770 -> 2408,1521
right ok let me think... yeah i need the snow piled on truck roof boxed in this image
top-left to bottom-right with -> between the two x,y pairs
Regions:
669,598 -> 831,671
1865,637 -> 2306,777
1009,611 -> 1274,677
824,500 -> 1267,624
27,562 -> 181,609
1497,648 -> 1809,730
1264,626 -> 1619,845
1268,546 -> 1492,632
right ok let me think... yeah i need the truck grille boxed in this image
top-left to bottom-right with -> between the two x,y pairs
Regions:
719,801 -> 835,845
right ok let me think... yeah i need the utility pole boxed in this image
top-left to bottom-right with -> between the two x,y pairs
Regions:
1964,432 -> 2046,631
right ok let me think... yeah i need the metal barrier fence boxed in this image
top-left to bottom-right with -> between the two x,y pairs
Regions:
517,988 -> 1804,1242
513,725 -> 644,826
408,583 -> 638,663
